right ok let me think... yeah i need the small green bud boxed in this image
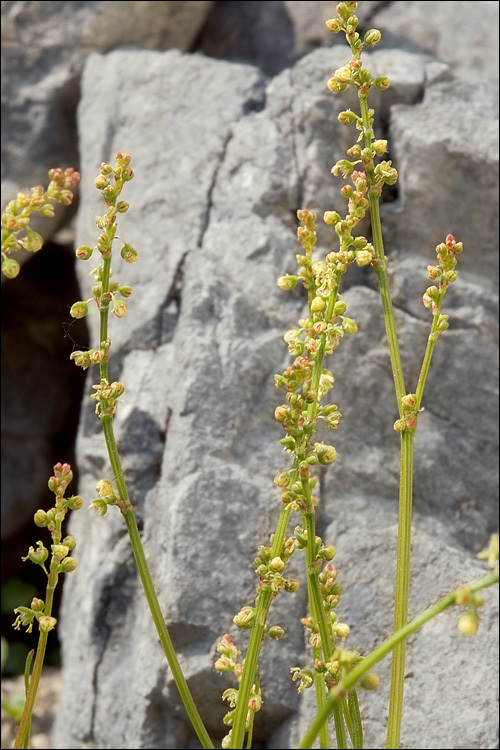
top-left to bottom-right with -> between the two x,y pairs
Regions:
322,545 -> 336,561
373,76 -> 391,90
325,17 -> 342,33
394,419 -> 406,432
311,296 -> 326,313
94,174 -> 109,189
334,300 -> 347,316
337,109 -> 358,126
119,285 -> 132,298
268,625 -> 285,640
334,65 -> 352,84
30,598 -> 45,612
66,495 -> 83,511
277,275 -> 297,290
59,556 -> 78,573
121,243 -> 138,263
364,28 -> 382,46
355,250 -> 373,267
51,544 -> 69,562
270,557 -> 285,572
436,314 -> 449,332
2,256 -> 21,279
361,673 -> 379,690
323,211 -> 341,226
34,509 -> 48,527
39,204 -> 55,217
284,578 -> 300,593
70,300 -> 89,319
342,317 -> 358,334
315,443 -> 337,465
75,245 -> 94,260
112,298 -> 127,318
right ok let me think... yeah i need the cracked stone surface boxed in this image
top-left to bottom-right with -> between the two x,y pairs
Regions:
50,42 -> 499,750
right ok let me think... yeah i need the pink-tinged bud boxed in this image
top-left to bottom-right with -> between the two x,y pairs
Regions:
337,109 -> 358,126
233,607 -> 255,629
121,243 -> 138,263
422,293 -> 433,309
94,174 -> 109,190
23,230 -> 43,252
59,557 -> 78,573
39,616 -> 57,633
268,625 -> 285,639
455,587 -> 470,606
116,201 -> 129,213
58,190 -> 73,205
457,611 -> 479,636
214,656 -> 234,672
270,556 -> 285,572
277,275 -> 297,290
221,734 -> 232,749
118,285 -> 132,298
62,535 -> 76,550
70,300 -> 89,319
112,298 -> 127,318
401,393 -> 416,409
355,250 -> 372,267
248,694 -> 262,712
427,265 -> 441,280
373,76 -> 391,90
310,632 -> 322,649
284,578 -> 300,592
31,598 -> 45,612
325,17 -> 342,33
334,66 -> 352,84
76,245 -> 94,261
364,28 -> 382,46
38,203 -> 55,217
274,405 -> 288,422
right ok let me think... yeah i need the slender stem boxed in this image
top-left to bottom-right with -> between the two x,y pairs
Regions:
386,430 -> 413,749
94,258 -> 213,749
14,570 -> 58,749
298,571 -> 498,749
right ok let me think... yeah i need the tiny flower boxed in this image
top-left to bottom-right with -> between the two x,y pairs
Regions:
337,109 -> 358,126
34,509 -> 49,527
277,275 -> 297,290
457,611 -> 479,636
364,28 -> 382,46
311,296 -> 326,313
51,544 -> 69,562
112,298 -> 128,318
39,616 -> 57,633
327,77 -> 348,93
233,607 -> 255,629
274,405 -> 288,422
268,625 -> 285,639
355,250 -> 373,267
70,300 -> 89,319
89,498 -> 108,516
373,76 -> 391,90
59,556 -> 78,573
323,211 -> 341,226
342,317 -> 358,334
325,17 -> 342,33
121,243 -> 138,263
334,66 -> 352,84
75,245 -> 94,260
270,557 -> 285,572
2,256 -> 20,278
372,139 -> 388,156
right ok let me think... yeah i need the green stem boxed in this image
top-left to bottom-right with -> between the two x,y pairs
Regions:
230,507 -> 291,748
298,570 -> 498,749
386,429 -> 413,749
14,568 -> 58,749
95,260 -> 213,749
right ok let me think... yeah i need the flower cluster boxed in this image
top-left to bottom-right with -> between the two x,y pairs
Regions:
214,634 -> 262,749
423,233 -> 463,340
1,167 -> 80,278
89,477 -> 124,515
13,463 -> 81,635
69,153 -> 137,330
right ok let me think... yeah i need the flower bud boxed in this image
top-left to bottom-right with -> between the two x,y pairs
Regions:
2,257 -> 21,279
119,285 -> 132,298
325,17 -> 342,33
334,300 -> 347,316
361,672 -> 379,690
436,314 -> 449,332
327,77 -> 347,93
335,66 -> 352,83
311,296 -> 326,313
34,509 -> 48,527
39,204 -> 55,217
94,174 -> 109,190
23,543 -> 49,565
233,607 -> 255,629
401,393 -> 416,409
270,556 -> 285,572
323,211 -> 341,226
112,298 -> 127,318
342,318 -> 358,334
322,545 -> 336,561
51,544 -> 69,562
59,556 -> 78,573
277,275 -> 297,290
284,578 -> 300,592
355,250 -> 372,267
457,611 -> 479,636
215,656 -> 234,672
31,598 -> 45,612
337,109 -> 358,126
89,498 -> 108,516
394,419 -> 406,432
372,139 -> 387,156
364,28 -> 382,46
70,300 -> 89,319
267,625 -> 285,641
373,76 -> 391,90
76,245 -> 94,261
39,616 -> 57,633
116,201 -> 129,213
120,243 -> 138,263
315,443 -> 337,465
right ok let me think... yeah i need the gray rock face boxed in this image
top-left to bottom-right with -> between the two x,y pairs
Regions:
51,33 -> 498,750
